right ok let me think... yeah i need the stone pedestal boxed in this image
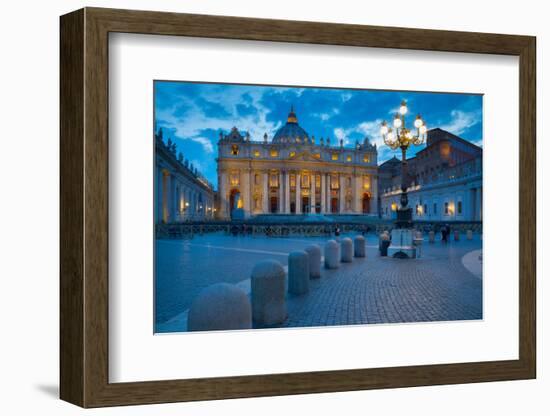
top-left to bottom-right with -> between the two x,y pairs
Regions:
467,230 -> 473,240
305,245 -> 322,278
428,230 -> 435,243
288,251 -> 310,295
341,238 -> 353,263
188,283 -> 252,331
387,229 -> 416,259
324,240 -> 340,269
354,235 -> 366,258
251,260 -> 287,326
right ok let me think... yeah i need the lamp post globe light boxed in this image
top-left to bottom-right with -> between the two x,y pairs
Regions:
380,100 -> 427,228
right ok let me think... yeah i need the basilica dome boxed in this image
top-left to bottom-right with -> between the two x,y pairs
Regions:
272,106 -> 310,144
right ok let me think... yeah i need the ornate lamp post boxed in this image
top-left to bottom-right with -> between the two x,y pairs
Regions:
380,100 -> 428,228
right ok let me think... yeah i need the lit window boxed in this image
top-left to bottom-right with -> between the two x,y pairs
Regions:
230,173 -> 239,186
269,173 -> 279,187
363,176 -> 370,189
253,150 -> 260,157
346,155 -> 352,162
331,153 -> 339,161
363,155 -> 370,163
270,149 -> 279,157
231,145 -> 239,155
290,175 -> 296,188
314,153 -> 321,159
302,174 -> 310,188
330,174 -> 339,189
391,202 -> 397,211
289,151 -> 296,158
315,175 -> 321,189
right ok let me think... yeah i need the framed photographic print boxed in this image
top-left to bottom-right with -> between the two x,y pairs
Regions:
60,7 -> 536,408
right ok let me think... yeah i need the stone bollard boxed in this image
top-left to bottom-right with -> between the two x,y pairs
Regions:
324,240 -> 340,269
305,245 -> 322,278
188,283 -> 252,331
415,230 -> 423,240
341,237 -> 353,262
429,230 -> 435,243
250,260 -> 287,326
288,251 -> 310,295
467,230 -> 473,240
354,235 -> 366,258
454,230 -> 460,241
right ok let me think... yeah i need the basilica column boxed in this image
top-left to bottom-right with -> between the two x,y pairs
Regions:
219,171 -> 228,219
311,173 -> 316,214
296,172 -> 302,214
285,171 -> 290,213
263,171 -> 269,213
242,169 -> 251,216
353,174 -> 361,213
279,171 -> 285,213
339,175 -> 345,213
320,173 -> 326,214
370,175 -> 378,215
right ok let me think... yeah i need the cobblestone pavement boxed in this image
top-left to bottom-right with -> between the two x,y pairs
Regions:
155,232 -> 482,332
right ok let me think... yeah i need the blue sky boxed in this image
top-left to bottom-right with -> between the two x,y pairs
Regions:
154,81 -> 482,189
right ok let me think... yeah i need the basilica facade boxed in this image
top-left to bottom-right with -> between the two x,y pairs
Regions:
216,107 -> 379,219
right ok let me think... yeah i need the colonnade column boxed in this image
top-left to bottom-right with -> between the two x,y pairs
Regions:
219,171 -> 228,219
320,173 -> 326,213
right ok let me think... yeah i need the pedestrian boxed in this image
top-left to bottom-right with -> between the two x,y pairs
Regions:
334,224 -> 341,237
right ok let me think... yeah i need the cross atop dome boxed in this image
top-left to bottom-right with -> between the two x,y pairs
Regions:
287,105 -> 298,124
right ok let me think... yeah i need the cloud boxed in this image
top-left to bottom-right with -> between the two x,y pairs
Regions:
439,109 -> 481,136
189,136 -> 214,154
314,108 -> 340,121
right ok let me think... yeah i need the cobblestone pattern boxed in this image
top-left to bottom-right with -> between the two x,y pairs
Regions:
280,242 -> 482,328
156,233 -> 482,329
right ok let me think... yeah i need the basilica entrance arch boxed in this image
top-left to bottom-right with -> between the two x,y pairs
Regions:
229,188 -> 240,212
270,196 -> 278,213
362,192 -> 371,214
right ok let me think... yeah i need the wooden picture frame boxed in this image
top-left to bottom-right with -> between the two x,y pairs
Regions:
60,7 -> 536,408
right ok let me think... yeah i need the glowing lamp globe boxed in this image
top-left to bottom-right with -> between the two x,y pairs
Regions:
414,116 -> 423,129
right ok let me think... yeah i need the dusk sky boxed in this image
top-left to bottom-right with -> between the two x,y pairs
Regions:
154,81 -> 482,188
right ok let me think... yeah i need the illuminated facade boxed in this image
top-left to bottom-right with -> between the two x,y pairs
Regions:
379,128 -> 482,222
216,107 -> 378,219
155,129 -> 215,223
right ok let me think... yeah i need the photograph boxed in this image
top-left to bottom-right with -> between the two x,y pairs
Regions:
153,81 -> 483,333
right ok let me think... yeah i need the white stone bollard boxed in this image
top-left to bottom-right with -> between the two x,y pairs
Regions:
324,240 -> 340,269
467,230 -> 473,240
288,251 -> 310,295
188,283 -> 252,331
341,237 -> 353,263
354,235 -> 366,258
304,245 -> 322,278
250,260 -> 287,326
429,230 -> 435,243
